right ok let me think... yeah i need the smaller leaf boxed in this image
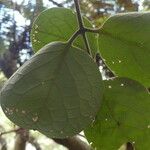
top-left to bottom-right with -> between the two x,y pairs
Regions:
31,7 -> 98,56
85,77 -> 150,150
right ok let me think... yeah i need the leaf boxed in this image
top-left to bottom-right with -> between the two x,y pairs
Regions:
98,12 -> 150,87
31,7 -> 97,56
0,42 -> 103,138
85,77 -> 150,150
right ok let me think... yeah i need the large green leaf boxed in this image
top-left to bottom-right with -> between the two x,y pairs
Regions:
85,77 -> 150,149
98,12 -> 150,87
0,42 -> 103,138
31,7 -> 97,56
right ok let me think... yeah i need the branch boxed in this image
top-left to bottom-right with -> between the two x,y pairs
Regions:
14,129 -> 29,150
48,0 -> 63,7
68,29 -> 81,44
53,136 -> 92,150
82,33 -> 92,56
73,0 -> 91,55
73,0 -> 84,29
0,0 -> 22,12
0,128 -> 21,136
28,136 -> 41,150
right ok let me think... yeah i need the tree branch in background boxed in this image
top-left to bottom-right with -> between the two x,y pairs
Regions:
0,137 -> 7,150
0,128 -> 91,150
0,128 -> 21,137
28,136 -> 41,150
48,0 -> 63,7
54,136 -> 92,150
14,129 -> 29,150
0,0 -> 22,12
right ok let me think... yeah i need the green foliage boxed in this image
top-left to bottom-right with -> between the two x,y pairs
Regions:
0,42 -> 103,138
31,7 -> 97,56
98,12 -> 150,87
85,77 -> 150,149
0,2 -> 150,149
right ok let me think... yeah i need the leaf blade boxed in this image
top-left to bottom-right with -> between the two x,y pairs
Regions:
85,77 -> 150,149
0,42 -> 103,138
31,7 -> 98,56
98,12 -> 150,87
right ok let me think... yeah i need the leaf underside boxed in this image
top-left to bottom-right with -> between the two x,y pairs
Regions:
0,42 -> 103,138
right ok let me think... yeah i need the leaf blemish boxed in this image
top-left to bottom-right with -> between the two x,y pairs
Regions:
108,85 -> 112,89
120,83 -> 124,86
22,110 -> 26,114
60,131 -> 63,134
32,116 -> 38,122
5,107 -> 14,115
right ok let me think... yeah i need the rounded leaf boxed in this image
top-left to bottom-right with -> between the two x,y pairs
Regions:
85,77 -> 150,149
98,12 -> 150,87
31,7 -> 98,56
0,42 -> 103,138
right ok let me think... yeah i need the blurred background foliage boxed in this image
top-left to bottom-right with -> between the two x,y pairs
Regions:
0,0 -> 149,149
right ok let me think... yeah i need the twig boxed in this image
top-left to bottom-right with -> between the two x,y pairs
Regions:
82,33 -> 92,56
54,136 -> 92,150
74,0 -> 92,55
0,128 -> 21,136
49,0 -> 63,7
68,29 -> 81,45
28,136 -> 41,150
